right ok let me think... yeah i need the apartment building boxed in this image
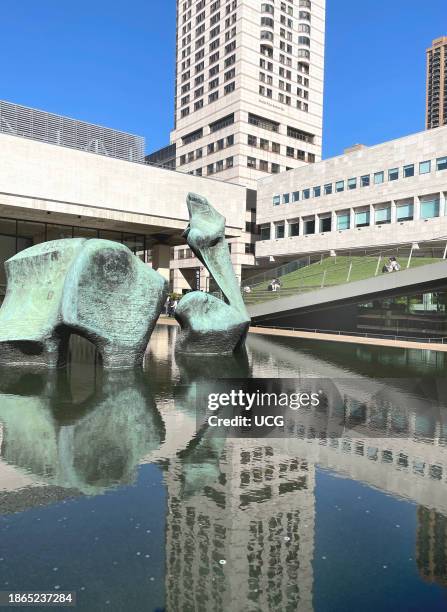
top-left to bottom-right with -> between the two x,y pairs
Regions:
426,36 -> 447,129
256,125 -> 447,262
168,0 -> 326,291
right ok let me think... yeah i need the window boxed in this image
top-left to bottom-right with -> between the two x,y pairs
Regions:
217,138 -> 224,150
320,217 -> 331,233
209,113 -> 234,132
272,142 -> 280,153
403,164 -> 414,178
275,222 -> 285,239
248,113 -> 279,133
261,16 -> 274,27
208,142 -> 215,154
396,202 -> 413,221
374,171 -> 384,185
298,36 -> 310,46
289,221 -> 299,237
261,30 -> 274,41
419,160 -> 431,174
335,180 -> 344,192
437,156 -> 447,171
248,135 -> 257,146
292,191 -> 300,202
226,156 -> 233,168
355,210 -> 370,227
248,157 -> 257,169
226,134 -> 234,146
388,168 -> 399,181
420,196 -> 440,219
361,175 -> 370,187
337,212 -> 350,231
287,126 -> 314,143
303,218 -> 315,235
207,163 -> 214,175
271,163 -> 280,173
182,128 -> 203,145
215,159 -> 224,172
303,188 -> 310,199
260,138 -> 269,150
260,225 -> 271,240
283,193 -> 290,204
259,159 -> 268,172
261,3 -> 274,14
209,91 -> 219,103
324,183 -> 332,195
313,186 -> 321,197
224,82 -> 235,94
347,177 -> 357,190
375,206 -> 391,225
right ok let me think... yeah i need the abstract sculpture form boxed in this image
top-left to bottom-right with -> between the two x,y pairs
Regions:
175,193 -> 251,354
0,238 -> 168,368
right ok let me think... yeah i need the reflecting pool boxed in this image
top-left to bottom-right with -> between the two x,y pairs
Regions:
1,324 -> 447,611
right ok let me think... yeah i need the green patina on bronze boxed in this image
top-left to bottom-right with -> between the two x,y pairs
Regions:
175,193 -> 251,354
0,238 -> 168,368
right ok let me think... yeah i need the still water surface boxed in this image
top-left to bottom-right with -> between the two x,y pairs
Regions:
1,324 -> 447,612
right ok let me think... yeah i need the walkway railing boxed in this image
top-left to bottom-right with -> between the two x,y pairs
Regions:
250,324 -> 447,345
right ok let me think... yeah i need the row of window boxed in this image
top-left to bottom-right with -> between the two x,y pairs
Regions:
261,1 -> 312,18
179,134 -> 235,165
261,195 -> 446,240
259,85 -> 309,111
272,157 -> 447,205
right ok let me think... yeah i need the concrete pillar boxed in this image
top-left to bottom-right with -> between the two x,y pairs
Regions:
414,196 -> 421,220
369,204 -> 374,226
440,191 -> 446,217
331,210 -> 337,232
233,263 -> 242,286
391,200 -> 397,224
151,244 -> 171,281
350,208 -> 355,230
200,267 -> 210,292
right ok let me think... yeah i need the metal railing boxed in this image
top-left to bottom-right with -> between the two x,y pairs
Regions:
242,239 -> 447,305
250,324 -> 447,345
243,234 -> 447,296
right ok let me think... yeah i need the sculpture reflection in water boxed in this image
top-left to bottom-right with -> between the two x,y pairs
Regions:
0,346 -> 165,495
175,193 -> 251,355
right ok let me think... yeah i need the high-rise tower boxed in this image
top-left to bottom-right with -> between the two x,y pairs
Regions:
426,37 -> 447,129
171,0 -> 325,189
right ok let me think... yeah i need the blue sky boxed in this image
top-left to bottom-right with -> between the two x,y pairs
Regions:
1,1 -> 446,159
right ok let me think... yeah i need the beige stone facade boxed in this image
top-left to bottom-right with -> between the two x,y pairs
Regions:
256,125 -> 447,262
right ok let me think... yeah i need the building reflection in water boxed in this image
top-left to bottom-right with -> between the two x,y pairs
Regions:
0,326 -> 447,609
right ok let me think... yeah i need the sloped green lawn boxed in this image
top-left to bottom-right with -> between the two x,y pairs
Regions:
244,256 -> 441,305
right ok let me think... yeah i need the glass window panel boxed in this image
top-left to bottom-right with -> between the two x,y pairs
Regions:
355,210 -> 370,226
361,175 -> 370,187
324,183 -> 332,195
320,217 -> 331,232
303,188 -> 310,199
283,193 -> 290,204
275,223 -> 285,238
374,171 -> 384,184
47,224 -> 74,241
99,229 -> 122,242
375,207 -> 391,224
303,219 -> 315,235
273,195 -> 281,206
73,227 -> 98,239
292,191 -> 300,202
396,203 -> 414,221
335,180 -> 344,192
403,164 -> 414,178
347,178 -> 356,190
313,186 -> 321,197
420,198 -> 440,219
436,157 -> 447,171
289,222 -> 299,237
260,225 -> 271,240
419,160 -> 431,174
337,213 -> 350,230
388,168 -> 399,181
